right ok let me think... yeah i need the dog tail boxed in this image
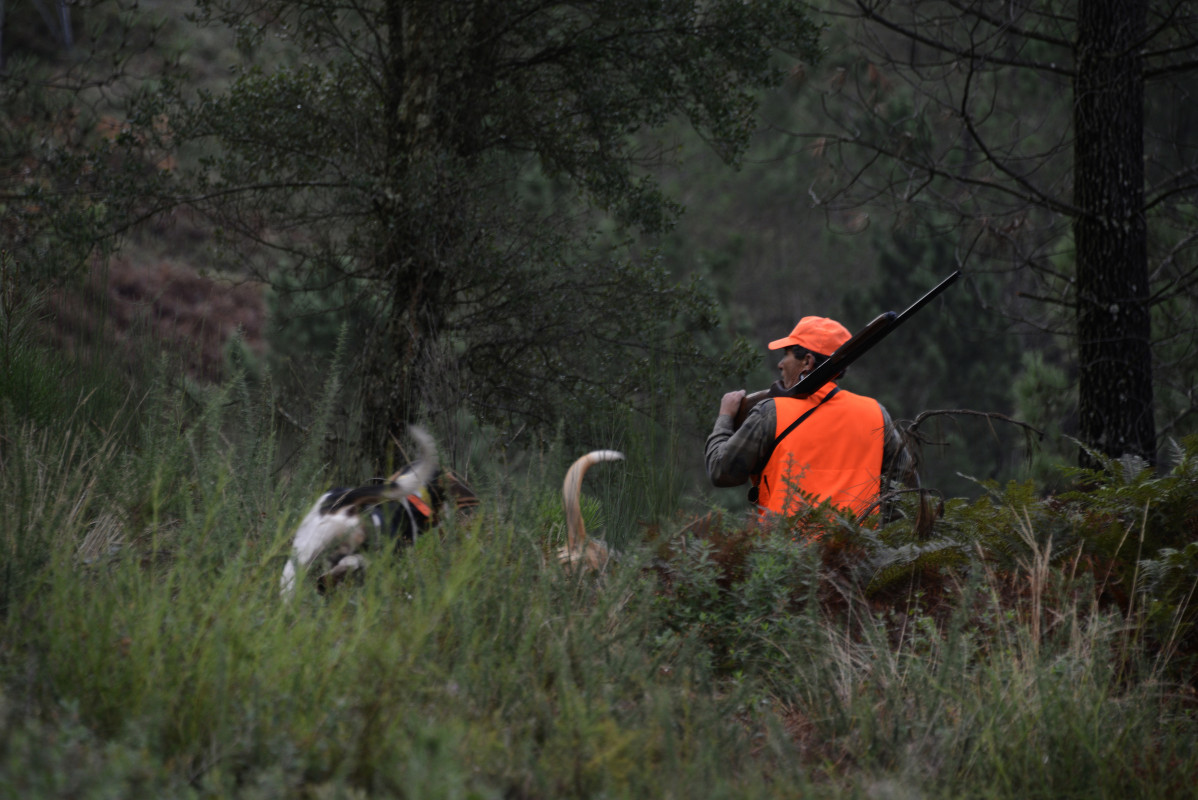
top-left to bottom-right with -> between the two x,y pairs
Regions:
561,449 -> 624,570
383,425 -> 439,501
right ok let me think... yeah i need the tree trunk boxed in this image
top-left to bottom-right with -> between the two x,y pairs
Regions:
359,0 -> 449,455
1073,0 -> 1156,465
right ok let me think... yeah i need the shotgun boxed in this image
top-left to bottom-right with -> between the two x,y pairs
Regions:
732,270 -> 961,429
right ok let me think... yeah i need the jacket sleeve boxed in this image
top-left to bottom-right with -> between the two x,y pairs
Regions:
705,400 -> 776,487
878,403 -> 918,488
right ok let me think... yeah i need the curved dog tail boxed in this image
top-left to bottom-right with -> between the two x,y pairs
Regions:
559,449 -> 624,573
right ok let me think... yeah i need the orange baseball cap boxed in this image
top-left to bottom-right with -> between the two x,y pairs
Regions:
768,316 -> 852,356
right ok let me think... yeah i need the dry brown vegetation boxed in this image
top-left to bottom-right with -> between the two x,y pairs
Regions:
47,255 -> 266,383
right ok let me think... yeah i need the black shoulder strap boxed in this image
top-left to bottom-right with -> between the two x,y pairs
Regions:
766,387 -> 841,463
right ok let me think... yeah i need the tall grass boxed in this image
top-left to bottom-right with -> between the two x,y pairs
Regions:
1,420 -> 771,796
771,565 -> 1192,798
2,336 -> 1197,797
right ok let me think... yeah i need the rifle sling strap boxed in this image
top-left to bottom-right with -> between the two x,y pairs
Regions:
765,387 -> 841,464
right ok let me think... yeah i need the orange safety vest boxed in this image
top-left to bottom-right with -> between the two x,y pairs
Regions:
751,384 -> 885,519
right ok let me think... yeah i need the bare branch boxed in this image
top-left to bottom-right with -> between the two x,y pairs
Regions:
907,408 -> 1046,441
854,0 -> 1075,78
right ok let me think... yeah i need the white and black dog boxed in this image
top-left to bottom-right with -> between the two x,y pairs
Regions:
280,427 -> 476,599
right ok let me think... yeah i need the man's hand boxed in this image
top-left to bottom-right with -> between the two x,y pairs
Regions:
719,390 -> 746,417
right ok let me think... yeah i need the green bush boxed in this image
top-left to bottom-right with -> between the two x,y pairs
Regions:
653,517 -> 822,680
3,343 -> 1198,797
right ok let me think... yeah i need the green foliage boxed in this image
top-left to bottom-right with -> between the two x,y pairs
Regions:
265,263 -> 374,394
0,253 -> 73,426
0,3 -> 180,287
1013,348 -> 1077,490
775,566 -> 1195,798
654,516 -> 824,679
0,696 -> 179,799
154,0 -> 824,452
0,253 -> 137,432
1056,437 -> 1198,666
1139,538 -> 1198,664
4,349 -> 1198,797
1060,437 -> 1198,556
0,387 -> 772,797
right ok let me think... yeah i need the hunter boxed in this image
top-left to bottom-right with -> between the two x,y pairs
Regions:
706,315 -> 915,521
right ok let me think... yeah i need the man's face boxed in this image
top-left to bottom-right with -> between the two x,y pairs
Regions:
777,347 -> 813,389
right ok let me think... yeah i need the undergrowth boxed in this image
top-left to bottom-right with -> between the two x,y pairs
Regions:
2,322 -> 1197,798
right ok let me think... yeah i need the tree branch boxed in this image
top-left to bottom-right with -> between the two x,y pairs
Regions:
854,0 -> 1075,79
906,408 -> 1046,441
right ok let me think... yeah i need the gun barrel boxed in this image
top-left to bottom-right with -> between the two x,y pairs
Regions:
893,270 -> 960,326
729,270 -> 960,430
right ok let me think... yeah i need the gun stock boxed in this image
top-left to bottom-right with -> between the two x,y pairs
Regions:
732,384 -> 781,429
732,270 -> 960,429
